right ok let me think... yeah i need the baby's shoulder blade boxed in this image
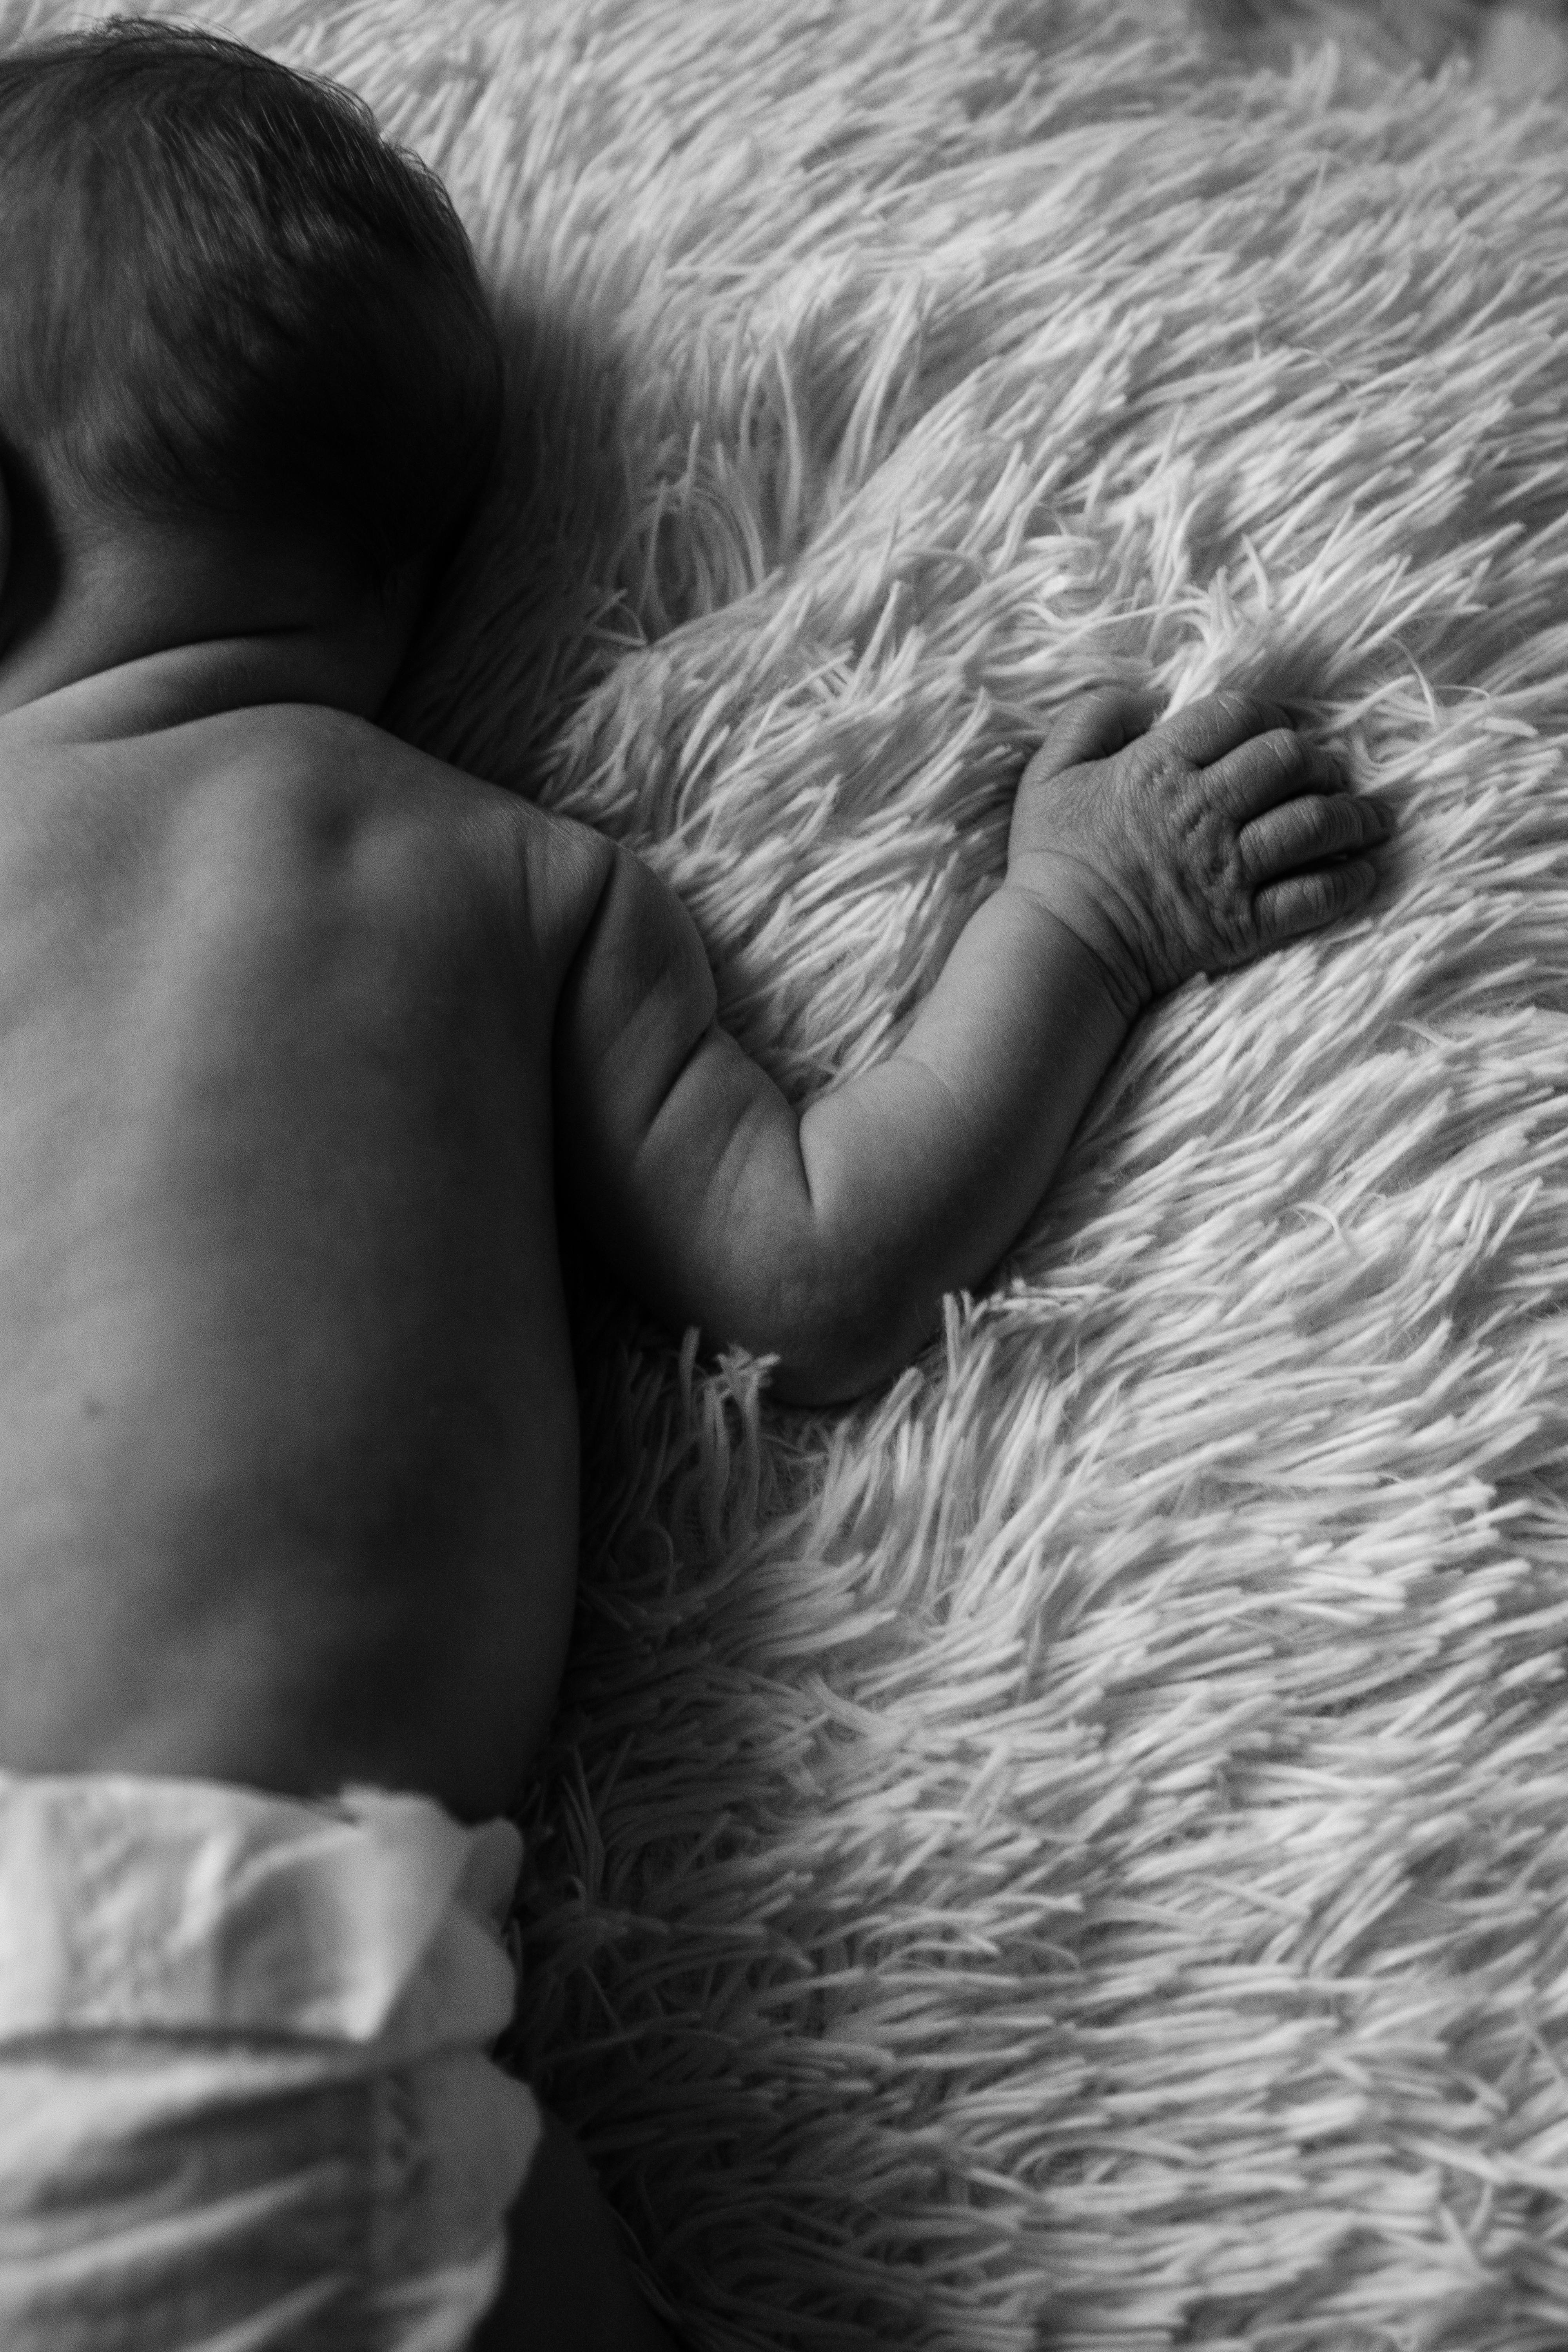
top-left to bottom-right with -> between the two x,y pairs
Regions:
192,705 -> 615,979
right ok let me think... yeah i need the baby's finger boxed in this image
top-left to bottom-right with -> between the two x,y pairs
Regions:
1238,791 -> 1393,885
1153,690 -> 1295,769
1204,728 -> 1344,824
1024,686 -> 1163,784
1252,854 -> 1381,947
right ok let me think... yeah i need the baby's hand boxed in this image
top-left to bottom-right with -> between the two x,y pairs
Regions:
1007,688 -> 1394,1020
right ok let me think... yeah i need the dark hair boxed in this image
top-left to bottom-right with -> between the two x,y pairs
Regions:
0,17 -> 503,588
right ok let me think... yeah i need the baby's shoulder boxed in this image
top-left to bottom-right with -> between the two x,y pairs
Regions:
0,693 -> 617,973
196,702 -> 617,960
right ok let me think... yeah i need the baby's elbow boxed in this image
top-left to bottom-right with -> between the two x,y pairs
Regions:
759,1256 -> 933,1406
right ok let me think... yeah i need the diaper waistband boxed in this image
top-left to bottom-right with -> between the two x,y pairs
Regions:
0,1773 -> 541,2352
0,1773 -> 523,2048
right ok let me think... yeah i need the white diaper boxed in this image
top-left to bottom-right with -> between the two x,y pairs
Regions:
0,1772 -> 543,2350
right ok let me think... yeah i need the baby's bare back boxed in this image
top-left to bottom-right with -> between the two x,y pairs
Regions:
0,703 -> 597,1820
0,680 -> 1391,1825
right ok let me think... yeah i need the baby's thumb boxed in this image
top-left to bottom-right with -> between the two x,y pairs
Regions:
1025,686 -> 1163,781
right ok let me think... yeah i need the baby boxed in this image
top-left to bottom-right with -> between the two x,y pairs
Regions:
0,20 -> 1395,2352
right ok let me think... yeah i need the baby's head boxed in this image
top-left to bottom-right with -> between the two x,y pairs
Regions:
0,17 -> 504,713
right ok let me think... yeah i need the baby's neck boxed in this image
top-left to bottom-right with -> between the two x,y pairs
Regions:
0,517 -> 427,735
0,633 -> 384,748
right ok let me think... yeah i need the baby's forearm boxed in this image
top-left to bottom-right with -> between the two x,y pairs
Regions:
560,856 -> 1129,1403
795,886 -> 1125,1374
561,839 -> 1133,1403
780,883 -> 1128,1395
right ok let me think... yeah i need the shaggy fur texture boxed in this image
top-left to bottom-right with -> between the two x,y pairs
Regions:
8,0 -> 1568,2343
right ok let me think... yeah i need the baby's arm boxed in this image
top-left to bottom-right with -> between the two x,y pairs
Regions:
554,689 -> 1392,1403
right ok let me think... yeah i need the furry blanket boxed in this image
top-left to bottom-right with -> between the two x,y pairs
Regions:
9,0 -> 1568,2343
